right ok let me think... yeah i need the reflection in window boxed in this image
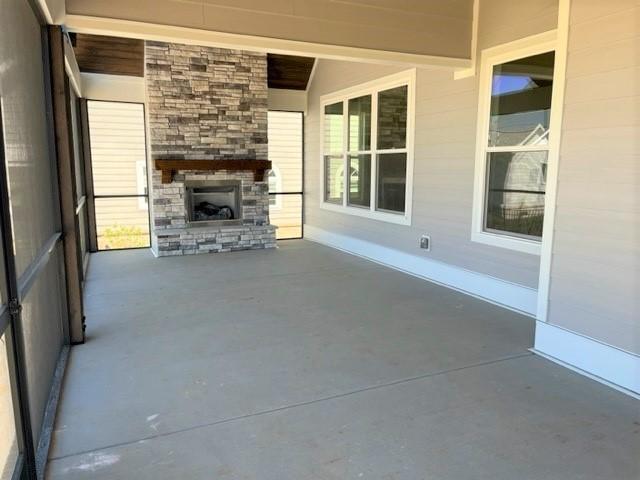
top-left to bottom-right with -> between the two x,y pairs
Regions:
321,75 -> 411,220
489,52 -> 555,147
377,85 -> 408,150
348,95 -> 371,151
324,102 -> 343,154
485,151 -> 547,238
377,153 -> 407,213
478,50 -> 555,242
348,154 -> 371,208
325,156 -> 344,204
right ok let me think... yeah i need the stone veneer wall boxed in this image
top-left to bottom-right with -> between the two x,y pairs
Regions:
145,41 -> 276,256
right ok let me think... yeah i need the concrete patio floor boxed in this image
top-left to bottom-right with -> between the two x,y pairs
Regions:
46,240 -> 639,479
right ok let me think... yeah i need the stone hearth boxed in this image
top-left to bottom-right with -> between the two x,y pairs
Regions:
145,41 -> 276,256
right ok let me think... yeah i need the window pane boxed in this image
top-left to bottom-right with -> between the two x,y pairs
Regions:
348,154 -> 371,208
489,52 -> 555,147
95,197 -> 150,250
269,194 -> 302,239
377,153 -> 406,213
323,102 -> 343,154
348,95 -> 371,151
324,156 -> 344,204
485,151 -> 547,238
0,332 -> 19,480
88,101 -> 147,196
377,85 -> 408,150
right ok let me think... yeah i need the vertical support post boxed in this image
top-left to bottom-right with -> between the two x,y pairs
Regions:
79,99 -> 98,253
48,26 -> 85,344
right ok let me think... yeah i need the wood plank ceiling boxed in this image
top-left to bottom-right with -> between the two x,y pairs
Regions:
71,34 -> 315,89
71,33 -> 144,77
267,54 -> 315,90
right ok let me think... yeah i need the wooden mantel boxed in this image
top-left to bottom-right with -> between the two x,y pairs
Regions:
154,159 -> 272,184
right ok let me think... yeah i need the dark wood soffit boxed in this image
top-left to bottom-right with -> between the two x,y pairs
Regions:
72,33 -> 144,77
154,159 -> 272,184
267,54 -> 315,90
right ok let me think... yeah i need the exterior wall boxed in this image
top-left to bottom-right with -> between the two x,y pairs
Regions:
304,0 -> 559,292
66,0 -> 473,59
145,41 -> 275,255
547,0 -> 640,355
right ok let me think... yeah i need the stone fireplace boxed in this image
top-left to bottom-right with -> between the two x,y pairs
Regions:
145,41 -> 276,256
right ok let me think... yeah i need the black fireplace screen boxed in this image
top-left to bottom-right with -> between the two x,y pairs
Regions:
193,199 -> 234,221
186,181 -> 242,223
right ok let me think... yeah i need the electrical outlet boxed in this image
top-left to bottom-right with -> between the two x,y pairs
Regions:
420,235 -> 431,251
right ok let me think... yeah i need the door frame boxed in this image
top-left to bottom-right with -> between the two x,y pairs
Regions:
83,99 -> 152,252
267,109 -> 305,240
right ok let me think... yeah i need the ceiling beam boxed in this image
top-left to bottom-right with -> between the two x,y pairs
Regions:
65,15 -> 472,70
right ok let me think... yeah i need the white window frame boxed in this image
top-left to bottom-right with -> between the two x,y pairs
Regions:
471,34 -> 558,256
319,69 -> 415,226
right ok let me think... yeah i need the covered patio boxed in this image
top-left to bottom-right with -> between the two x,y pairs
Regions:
46,241 -> 639,479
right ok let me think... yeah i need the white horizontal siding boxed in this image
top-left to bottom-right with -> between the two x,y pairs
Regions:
547,1 -> 640,355
87,101 -> 149,243
87,101 -> 147,197
305,59 -> 540,288
268,111 -> 303,238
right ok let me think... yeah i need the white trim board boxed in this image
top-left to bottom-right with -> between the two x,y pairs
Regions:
65,15 -> 471,70
63,33 -> 82,97
470,32 -> 559,257
537,0 -> 571,322
453,0 -> 479,80
304,225 -> 537,316
533,321 -> 640,397
80,73 -> 145,103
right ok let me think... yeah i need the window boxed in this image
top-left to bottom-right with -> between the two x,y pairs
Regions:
320,71 -> 414,225
472,46 -> 556,254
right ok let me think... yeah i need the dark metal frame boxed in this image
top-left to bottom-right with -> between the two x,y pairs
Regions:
83,99 -> 152,252
268,110 -> 305,240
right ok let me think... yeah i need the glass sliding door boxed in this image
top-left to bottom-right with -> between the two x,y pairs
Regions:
86,101 -> 150,250
267,111 -> 303,239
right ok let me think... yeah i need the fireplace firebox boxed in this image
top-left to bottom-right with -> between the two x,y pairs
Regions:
185,180 -> 242,226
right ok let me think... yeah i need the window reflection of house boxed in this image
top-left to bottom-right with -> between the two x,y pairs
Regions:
268,167 -> 282,209
482,51 -> 554,239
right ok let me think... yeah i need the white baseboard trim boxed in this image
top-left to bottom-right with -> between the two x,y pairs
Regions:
533,321 -> 640,397
304,225 -> 537,316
